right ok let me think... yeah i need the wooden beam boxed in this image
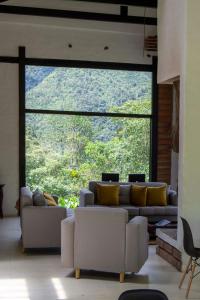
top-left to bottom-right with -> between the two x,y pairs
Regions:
72,0 -> 158,8
0,5 -> 157,25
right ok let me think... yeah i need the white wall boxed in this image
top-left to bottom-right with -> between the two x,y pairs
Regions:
0,64 -> 19,216
179,0 -> 200,247
157,0 -> 185,83
0,17 -> 156,216
0,19 -> 155,63
158,0 -> 200,253
157,0 -> 187,250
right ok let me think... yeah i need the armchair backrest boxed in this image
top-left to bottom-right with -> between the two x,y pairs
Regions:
74,207 -> 128,273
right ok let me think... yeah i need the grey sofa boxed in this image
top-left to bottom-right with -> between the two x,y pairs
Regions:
61,207 -> 148,282
20,187 -> 67,249
79,181 -> 177,223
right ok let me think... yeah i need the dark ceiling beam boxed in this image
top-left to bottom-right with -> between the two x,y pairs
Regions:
0,5 -> 157,25
73,0 -> 158,8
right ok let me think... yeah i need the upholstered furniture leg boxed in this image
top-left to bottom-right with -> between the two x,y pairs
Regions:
120,272 -> 125,283
186,261 -> 196,298
75,268 -> 80,279
179,256 -> 192,288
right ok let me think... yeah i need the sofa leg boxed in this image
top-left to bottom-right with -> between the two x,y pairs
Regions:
120,272 -> 125,283
75,268 -> 80,279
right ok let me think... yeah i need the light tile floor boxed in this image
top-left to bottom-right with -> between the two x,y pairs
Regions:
0,217 -> 199,300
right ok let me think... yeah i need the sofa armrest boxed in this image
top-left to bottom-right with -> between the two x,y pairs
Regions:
21,206 -> 67,248
79,188 -> 94,207
168,190 -> 178,206
61,216 -> 75,268
125,216 -> 148,272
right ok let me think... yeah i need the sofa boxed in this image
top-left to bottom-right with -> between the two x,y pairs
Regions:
61,207 -> 148,282
20,187 -> 67,249
79,181 -> 177,223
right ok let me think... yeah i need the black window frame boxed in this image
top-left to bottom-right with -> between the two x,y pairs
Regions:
0,46 -> 158,188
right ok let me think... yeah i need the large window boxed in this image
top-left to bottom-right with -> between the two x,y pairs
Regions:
25,65 -> 153,207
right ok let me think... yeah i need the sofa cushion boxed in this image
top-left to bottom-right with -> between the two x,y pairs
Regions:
96,184 -> 119,206
119,185 -> 131,204
130,185 -> 147,206
119,205 -> 140,216
20,187 -> 33,208
85,204 -> 139,217
89,181 -> 131,203
139,206 -> 177,216
135,182 -> 167,188
33,189 -> 47,206
44,192 -> 57,206
147,186 -> 167,206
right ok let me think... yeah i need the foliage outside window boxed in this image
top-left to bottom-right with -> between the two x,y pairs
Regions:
25,66 -> 152,208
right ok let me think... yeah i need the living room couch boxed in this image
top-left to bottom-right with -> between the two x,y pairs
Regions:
20,187 -> 67,249
79,181 -> 177,223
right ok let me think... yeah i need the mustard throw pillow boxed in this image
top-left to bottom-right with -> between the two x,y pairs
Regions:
147,186 -> 167,206
96,184 -> 119,206
44,192 -> 57,206
130,185 -> 147,206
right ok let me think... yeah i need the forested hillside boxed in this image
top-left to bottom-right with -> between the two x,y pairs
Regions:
26,67 -> 151,112
25,66 -> 152,207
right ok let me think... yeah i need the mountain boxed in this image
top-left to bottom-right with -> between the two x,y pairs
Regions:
26,66 -> 152,114
26,66 -> 55,92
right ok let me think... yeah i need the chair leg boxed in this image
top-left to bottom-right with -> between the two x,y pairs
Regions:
120,272 -> 125,283
186,261 -> 196,298
179,256 -> 192,289
75,268 -> 80,279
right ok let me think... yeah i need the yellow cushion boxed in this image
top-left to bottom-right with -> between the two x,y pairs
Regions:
43,192 -> 57,206
96,184 -> 119,206
147,186 -> 167,206
130,185 -> 147,206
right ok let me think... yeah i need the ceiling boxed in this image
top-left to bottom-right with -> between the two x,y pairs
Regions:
0,0 -> 157,34
0,0 -> 157,9
0,0 -> 157,17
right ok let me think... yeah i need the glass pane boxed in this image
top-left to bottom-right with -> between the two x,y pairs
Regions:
26,66 -> 152,114
26,113 -> 150,206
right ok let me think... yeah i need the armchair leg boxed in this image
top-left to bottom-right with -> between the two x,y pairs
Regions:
120,272 -> 125,283
75,268 -> 80,279
179,256 -> 192,289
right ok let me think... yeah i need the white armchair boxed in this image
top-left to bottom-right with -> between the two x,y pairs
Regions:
61,207 -> 148,282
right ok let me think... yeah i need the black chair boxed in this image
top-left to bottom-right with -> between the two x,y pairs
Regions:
118,289 -> 168,300
179,217 -> 200,298
128,173 -> 145,182
101,173 -> 119,182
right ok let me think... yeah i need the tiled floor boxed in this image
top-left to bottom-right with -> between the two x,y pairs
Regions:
0,217 -> 199,300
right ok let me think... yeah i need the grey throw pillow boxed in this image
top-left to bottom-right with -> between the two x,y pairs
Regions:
33,189 -> 47,206
119,185 -> 131,204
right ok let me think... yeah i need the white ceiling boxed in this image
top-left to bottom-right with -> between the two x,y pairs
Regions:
0,1 -> 157,17
0,0 -> 157,35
